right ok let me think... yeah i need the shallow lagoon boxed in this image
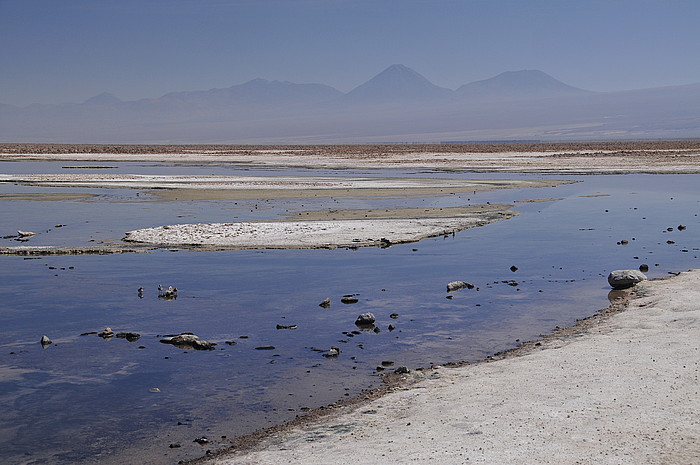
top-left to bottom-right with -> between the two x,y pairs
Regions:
1,162 -> 699,464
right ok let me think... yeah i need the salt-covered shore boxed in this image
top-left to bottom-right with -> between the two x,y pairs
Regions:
207,270 -> 700,465
123,204 -> 516,249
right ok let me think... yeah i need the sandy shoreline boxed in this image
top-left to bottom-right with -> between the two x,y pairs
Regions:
205,270 -> 700,465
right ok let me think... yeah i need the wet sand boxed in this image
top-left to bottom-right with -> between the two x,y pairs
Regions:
207,270 -> 700,465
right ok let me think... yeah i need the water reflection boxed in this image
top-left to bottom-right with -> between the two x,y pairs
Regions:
0,165 -> 698,464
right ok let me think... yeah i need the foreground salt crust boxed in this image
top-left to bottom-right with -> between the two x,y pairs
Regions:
124,218 -> 486,249
212,270 -> 700,465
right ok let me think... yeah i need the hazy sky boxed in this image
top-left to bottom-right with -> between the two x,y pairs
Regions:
2,0 -> 699,106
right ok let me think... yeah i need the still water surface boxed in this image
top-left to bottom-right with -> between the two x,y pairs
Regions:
1,162 -> 698,464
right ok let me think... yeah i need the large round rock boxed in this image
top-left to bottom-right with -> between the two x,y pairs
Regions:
607,270 -> 647,289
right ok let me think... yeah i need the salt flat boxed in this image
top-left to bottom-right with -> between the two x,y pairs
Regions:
123,215 -> 513,250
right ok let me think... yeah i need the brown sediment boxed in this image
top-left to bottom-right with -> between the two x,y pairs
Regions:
2,140 -> 700,155
0,245 -> 153,255
281,203 -> 514,221
149,185 -> 500,201
0,192 -> 96,201
513,197 -> 564,203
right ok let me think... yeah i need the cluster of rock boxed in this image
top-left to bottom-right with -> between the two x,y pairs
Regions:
75,327 -> 142,342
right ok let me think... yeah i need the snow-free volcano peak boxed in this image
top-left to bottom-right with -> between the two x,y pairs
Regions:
345,64 -> 453,103
457,70 -> 590,100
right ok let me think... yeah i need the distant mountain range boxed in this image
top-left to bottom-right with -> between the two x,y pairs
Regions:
2,64 -> 699,143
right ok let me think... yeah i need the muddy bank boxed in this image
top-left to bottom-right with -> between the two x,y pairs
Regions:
0,245 -> 153,255
0,174 -> 566,199
0,192 -> 97,201
204,270 -> 700,465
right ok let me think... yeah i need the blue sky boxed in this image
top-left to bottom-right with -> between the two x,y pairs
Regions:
2,0 -> 699,106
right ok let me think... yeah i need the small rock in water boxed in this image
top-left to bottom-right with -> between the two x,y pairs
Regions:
40,335 -> 52,347
639,264 -> 650,272
341,296 -> 359,304
607,270 -> 648,290
158,285 -> 178,300
394,366 -> 410,374
98,327 -> 114,339
160,333 -> 216,350
323,346 -> 341,358
355,312 -> 376,326
389,313 -> 400,319
678,224 -> 687,231
194,437 -> 209,445
510,265 -> 519,272
149,387 -> 161,393
318,297 -> 331,308
275,324 -> 297,330
446,281 -> 474,292
17,230 -> 36,237
116,332 -> 141,342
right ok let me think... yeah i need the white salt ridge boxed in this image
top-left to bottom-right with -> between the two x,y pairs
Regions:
124,218 -> 483,249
